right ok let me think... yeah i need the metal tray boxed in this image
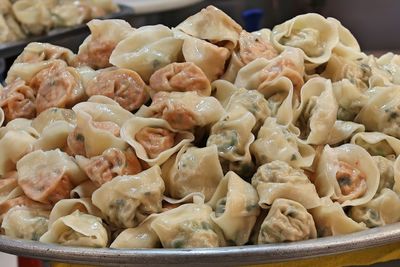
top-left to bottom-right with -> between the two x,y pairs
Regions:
0,222 -> 400,266
0,4 -> 134,59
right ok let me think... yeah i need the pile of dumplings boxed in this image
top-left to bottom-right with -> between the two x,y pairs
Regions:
0,0 -> 119,43
1,5 -> 400,249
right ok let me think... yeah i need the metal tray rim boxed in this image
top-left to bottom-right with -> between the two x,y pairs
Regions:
1,222 -> 400,266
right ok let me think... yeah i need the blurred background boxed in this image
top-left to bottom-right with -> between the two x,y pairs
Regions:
120,0 -> 400,53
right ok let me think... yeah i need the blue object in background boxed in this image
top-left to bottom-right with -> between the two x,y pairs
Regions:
242,8 -> 264,31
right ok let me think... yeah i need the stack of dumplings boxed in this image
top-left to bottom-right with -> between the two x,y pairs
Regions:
1,5 -> 400,249
0,0 -> 119,43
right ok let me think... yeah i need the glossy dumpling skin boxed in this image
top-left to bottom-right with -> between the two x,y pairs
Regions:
1,206 -> 49,241
162,145 -> 223,201
110,25 -> 183,82
176,5 -> 242,50
31,107 -> 76,134
150,201 -> 226,248
149,62 -> 211,96
0,116 -> 39,139
48,198 -> 103,226
206,106 -> 256,178
314,144 -> 379,207
325,121 -> 365,146
351,132 -> 400,158
110,215 -> 160,249
294,77 -> 338,145
237,30 -> 278,65
68,97 -> 133,157
332,79 -> 368,121
121,116 -> 194,166
0,129 -> 36,177
84,67 -> 148,111
321,55 -> 370,90
235,48 -> 305,97
251,117 -> 315,169
91,166 -> 165,228
355,86 -> 400,139
373,156 -> 395,193
0,79 -> 36,122
14,42 -> 75,65
180,34 -> 230,81
271,13 -> 339,64
6,60 -> 86,114
16,149 -> 87,204
222,29 -> 278,82
258,198 -> 316,244
328,17 -> 362,59
76,147 -> 142,187
74,19 -> 134,69
375,52 -> 400,85
136,91 -> 224,131
252,161 -> 321,209
207,171 -> 259,245
310,198 -> 367,237
40,210 -> 108,248
213,81 -> 270,132
70,180 -> 97,199
349,189 -> 400,228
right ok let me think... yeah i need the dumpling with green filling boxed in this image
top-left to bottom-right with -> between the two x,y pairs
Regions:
2,206 -> 50,241
349,188 -> 400,228
257,198 -> 316,244
252,160 -> 321,209
150,200 -> 225,248
207,106 -> 256,178
251,117 -> 315,169
91,166 -> 165,228
208,171 -> 259,245
271,13 -> 338,64
161,145 -> 223,201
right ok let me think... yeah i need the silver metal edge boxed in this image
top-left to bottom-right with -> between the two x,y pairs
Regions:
1,222 -> 400,266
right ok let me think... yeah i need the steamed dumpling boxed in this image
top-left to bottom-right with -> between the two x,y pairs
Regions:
91,166 -> 165,228
84,67 -> 148,111
161,145 -> 223,201
150,201 -> 226,248
75,19 -> 134,69
310,198 -> 367,237
271,13 -> 339,64
16,149 -> 87,204
176,5 -> 242,50
121,116 -> 194,166
208,171 -> 259,245
149,62 -> 211,96
110,25 -> 183,82
40,210 -> 108,248
1,206 -> 49,241
136,91 -> 224,131
258,198 -> 316,244
314,144 -> 379,207
349,188 -> 400,228
252,161 -> 321,209
251,117 -> 315,169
